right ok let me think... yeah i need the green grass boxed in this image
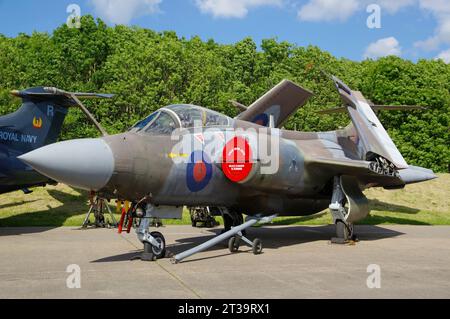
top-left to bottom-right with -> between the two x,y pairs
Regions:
0,174 -> 449,227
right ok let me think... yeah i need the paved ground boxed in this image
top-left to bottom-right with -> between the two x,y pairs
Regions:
0,225 -> 449,299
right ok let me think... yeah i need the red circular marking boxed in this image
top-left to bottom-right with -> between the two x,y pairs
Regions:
222,137 -> 253,183
193,161 -> 207,182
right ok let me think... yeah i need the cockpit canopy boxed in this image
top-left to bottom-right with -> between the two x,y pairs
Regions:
130,104 -> 232,135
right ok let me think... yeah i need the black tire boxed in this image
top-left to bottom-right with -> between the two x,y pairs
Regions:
252,238 -> 263,255
336,221 -> 351,241
142,242 -> 155,261
223,214 -> 233,232
150,232 -> 166,259
237,214 -> 244,225
228,237 -> 240,253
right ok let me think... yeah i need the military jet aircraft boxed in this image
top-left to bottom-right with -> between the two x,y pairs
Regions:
19,76 -> 436,261
0,87 -> 112,195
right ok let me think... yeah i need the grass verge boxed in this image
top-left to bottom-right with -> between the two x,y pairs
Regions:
0,174 -> 448,227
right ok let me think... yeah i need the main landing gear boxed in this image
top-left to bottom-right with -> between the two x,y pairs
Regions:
222,210 -> 244,232
189,207 -> 219,228
329,176 -> 357,244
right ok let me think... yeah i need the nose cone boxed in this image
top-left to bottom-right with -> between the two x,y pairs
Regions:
19,138 -> 114,191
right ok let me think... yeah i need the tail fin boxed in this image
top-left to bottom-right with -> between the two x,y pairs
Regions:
331,76 -> 409,169
236,80 -> 313,128
0,87 -> 111,156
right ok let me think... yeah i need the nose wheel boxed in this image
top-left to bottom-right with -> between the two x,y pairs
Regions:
134,231 -> 167,262
149,232 -> 166,259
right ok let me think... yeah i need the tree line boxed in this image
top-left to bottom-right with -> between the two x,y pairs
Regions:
0,16 -> 448,172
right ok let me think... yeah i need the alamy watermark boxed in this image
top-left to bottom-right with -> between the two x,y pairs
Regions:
66,264 -> 81,289
367,4 -> 382,29
66,4 -> 81,29
366,264 -> 381,289
169,124 -> 281,176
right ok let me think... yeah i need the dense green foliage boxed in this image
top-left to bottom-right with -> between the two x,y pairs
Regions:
0,16 -> 448,172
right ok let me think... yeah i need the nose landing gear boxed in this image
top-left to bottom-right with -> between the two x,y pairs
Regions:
131,203 -> 168,261
137,231 -> 167,261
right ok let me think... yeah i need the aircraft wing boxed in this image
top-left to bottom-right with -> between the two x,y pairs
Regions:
237,80 -> 313,128
306,157 -> 377,176
305,157 -> 407,188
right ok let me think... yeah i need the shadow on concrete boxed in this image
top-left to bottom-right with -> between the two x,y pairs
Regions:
93,251 -> 143,263
172,225 -> 403,253
92,225 -> 404,264
174,225 -> 405,263
271,199 -> 427,227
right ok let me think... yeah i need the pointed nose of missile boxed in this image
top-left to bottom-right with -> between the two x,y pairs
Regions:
19,139 -> 114,191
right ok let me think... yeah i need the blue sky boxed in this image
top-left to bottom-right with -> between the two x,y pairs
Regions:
0,0 -> 449,62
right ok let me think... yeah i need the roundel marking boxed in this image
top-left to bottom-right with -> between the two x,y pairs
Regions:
193,161 -> 207,182
222,137 -> 253,183
187,151 -> 213,192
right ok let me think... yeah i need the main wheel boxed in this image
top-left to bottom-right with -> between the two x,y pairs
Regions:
228,237 -> 240,253
252,238 -> 263,255
223,214 -> 233,232
336,221 -> 352,241
150,232 -> 166,259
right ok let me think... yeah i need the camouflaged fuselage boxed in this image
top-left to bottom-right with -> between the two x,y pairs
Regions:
98,119 -> 394,217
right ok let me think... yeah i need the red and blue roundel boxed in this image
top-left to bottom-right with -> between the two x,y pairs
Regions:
186,151 -> 213,192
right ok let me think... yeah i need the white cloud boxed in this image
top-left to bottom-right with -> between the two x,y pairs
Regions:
364,37 -> 402,59
195,0 -> 282,18
420,0 -> 450,13
415,0 -> 450,51
375,0 -> 415,14
90,0 -> 161,24
298,0 -> 359,22
436,49 -> 450,63
297,0 -> 414,22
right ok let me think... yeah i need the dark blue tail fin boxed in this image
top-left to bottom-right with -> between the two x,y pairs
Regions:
0,87 -> 77,156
